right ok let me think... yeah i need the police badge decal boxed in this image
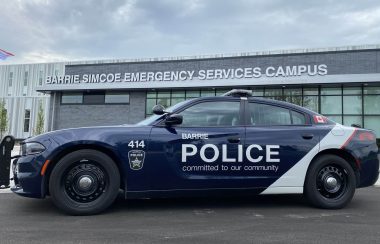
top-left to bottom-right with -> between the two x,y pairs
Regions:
128,150 -> 145,170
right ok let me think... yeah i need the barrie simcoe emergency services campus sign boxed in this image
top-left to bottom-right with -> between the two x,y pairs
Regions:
41,64 -> 329,91
46,64 -> 328,84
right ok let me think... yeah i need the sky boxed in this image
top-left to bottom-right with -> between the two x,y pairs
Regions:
1,0 -> 380,64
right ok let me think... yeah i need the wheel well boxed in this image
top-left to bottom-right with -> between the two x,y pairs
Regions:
306,148 -> 360,186
312,149 -> 359,171
43,144 -> 125,196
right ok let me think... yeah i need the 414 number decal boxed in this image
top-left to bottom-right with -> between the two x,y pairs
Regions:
128,140 -> 145,149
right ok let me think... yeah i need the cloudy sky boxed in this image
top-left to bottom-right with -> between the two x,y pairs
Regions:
1,0 -> 380,64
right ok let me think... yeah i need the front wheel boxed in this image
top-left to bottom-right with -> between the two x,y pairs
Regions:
304,154 -> 356,209
49,149 -> 120,215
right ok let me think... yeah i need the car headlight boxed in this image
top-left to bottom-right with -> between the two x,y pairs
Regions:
21,142 -> 46,156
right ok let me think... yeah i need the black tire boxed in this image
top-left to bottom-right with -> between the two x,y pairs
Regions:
304,154 -> 356,209
49,149 -> 120,215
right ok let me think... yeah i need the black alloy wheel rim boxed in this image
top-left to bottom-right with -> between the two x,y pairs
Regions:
316,164 -> 348,200
63,160 -> 107,203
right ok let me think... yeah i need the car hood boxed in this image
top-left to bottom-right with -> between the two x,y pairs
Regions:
24,124 -> 151,146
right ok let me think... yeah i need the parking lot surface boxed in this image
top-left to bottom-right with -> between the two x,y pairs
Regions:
0,187 -> 379,243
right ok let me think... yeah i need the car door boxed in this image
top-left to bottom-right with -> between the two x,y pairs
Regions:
146,98 -> 247,192
244,101 -> 320,188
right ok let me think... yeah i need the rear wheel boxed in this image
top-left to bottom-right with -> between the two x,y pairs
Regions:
304,154 -> 356,209
49,149 -> 120,215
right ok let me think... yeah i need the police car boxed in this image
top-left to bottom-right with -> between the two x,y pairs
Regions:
12,89 -> 379,215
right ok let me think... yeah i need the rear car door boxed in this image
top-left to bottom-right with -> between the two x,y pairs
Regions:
146,98 -> 247,192
244,101 -> 320,188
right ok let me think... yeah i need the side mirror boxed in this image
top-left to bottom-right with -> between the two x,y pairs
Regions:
351,124 -> 362,128
165,114 -> 183,126
152,104 -> 166,115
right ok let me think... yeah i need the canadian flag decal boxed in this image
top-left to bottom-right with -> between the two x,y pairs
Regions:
313,115 -> 327,123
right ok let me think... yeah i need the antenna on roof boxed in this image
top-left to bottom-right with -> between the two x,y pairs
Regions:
222,89 -> 253,97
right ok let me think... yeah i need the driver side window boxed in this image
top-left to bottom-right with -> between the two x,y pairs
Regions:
179,101 -> 241,127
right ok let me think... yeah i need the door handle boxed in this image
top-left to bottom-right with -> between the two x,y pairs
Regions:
227,137 -> 241,143
302,133 -> 314,140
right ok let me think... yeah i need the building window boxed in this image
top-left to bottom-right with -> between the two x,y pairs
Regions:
343,87 -> 361,95
61,93 -> 83,104
364,86 -> 380,95
8,72 -> 13,87
303,87 -> 318,95
343,96 -> 362,114
146,96 -> 157,116
284,88 -> 302,106
156,91 -> 171,109
171,91 -> 186,105
146,89 -> 223,116
39,71 -> 44,86
320,85 -> 342,124
321,87 -> 341,95
61,91 -> 130,105
23,71 -> 29,96
200,89 -> 216,97
24,109 -> 31,133
251,88 -> 264,96
105,92 -> 130,104
364,95 -> 380,114
185,90 -> 200,98
24,71 -> 28,86
363,86 -> 380,137
303,96 -> 319,112
321,96 -> 342,114
7,72 -> 13,96
364,116 -> 380,137
264,88 -> 282,100
83,91 -> 105,104
344,116 -> 362,127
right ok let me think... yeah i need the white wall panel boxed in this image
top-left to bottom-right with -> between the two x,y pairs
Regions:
0,62 -> 65,139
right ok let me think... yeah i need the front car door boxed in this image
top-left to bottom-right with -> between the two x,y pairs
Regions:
145,98 -> 247,196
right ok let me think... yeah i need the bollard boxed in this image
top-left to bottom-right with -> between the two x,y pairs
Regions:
0,135 -> 15,188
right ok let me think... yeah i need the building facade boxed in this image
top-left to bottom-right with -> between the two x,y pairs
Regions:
0,62 -> 64,138
1,45 -> 380,140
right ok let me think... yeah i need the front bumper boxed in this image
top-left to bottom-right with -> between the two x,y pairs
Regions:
11,156 -> 45,199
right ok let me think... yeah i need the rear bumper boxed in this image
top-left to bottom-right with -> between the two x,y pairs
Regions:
357,153 -> 380,188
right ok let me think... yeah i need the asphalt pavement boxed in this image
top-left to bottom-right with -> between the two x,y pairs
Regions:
0,187 -> 379,244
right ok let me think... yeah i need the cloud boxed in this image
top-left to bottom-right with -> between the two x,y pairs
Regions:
1,0 -> 380,64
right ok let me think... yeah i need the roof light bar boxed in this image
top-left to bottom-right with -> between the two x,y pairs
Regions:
222,89 -> 253,97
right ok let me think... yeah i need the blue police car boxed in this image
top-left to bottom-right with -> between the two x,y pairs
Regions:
12,89 -> 379,215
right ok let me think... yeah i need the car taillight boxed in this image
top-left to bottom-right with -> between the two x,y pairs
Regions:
341,129 -> 376,149
358,131 -> 376,142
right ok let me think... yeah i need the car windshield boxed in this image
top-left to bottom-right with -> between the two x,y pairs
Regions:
136,100 -> 189,126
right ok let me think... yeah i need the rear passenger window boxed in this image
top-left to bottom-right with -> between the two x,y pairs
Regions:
291,110 -> 306,125
248,103 -> 306,126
